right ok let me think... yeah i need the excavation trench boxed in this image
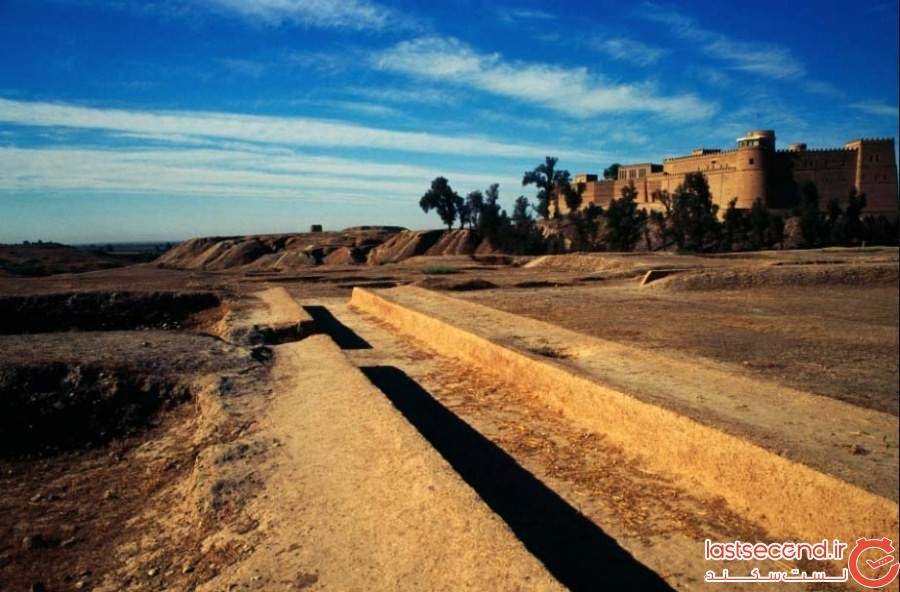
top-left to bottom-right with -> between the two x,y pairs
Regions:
0,362 -> 193,458
0,291 -> 222,334
349,286 -> 899,545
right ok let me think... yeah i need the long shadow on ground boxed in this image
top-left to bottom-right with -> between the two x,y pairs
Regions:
302,305 -> 372,350
361,365 -> 674,592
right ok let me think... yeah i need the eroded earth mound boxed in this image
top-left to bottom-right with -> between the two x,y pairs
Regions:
157,228 -> 500,271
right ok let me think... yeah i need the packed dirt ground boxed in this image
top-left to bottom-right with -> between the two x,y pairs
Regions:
0,245 -> 897,591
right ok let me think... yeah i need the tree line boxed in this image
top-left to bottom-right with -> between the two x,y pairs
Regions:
419,157 -> 898,254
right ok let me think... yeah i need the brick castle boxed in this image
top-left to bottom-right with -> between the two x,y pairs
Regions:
570,130 -> 898,218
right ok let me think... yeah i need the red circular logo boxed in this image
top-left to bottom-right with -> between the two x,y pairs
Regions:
848,537 -> 900,588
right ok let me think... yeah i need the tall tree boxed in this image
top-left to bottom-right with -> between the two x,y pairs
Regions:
649,210 -> 667,251
562,181 -> 583,213
722,198 -> 744,251
748,197 -> 770,249
419,176 -> 463,230
671,172 -> 720,252
796,181 -> 822,247
471,184 -> 504,243
603,181 -> 647,251
843,188 -> 867,245
463,189 -> 484,229
603,163 -> 621,180
522,156 -> 574,219
650,188 -> 674,250
511,195 -> 534,229
583,203 -> 603,249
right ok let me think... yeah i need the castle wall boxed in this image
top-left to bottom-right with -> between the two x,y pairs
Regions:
774,148 -> 858,209
850,138 -> 898,216
578,146 -> 768,214
573,133 -> 898,219
661,146 -> 768,209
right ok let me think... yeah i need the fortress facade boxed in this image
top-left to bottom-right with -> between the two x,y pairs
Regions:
571,131 -> 898,218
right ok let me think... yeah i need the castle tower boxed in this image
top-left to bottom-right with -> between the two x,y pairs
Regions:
846,138 -> 898,217
732,130 -> 774,208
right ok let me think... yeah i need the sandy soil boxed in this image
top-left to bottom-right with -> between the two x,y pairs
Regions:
288,296 -> 860,591
455,282 -> 898,416
0,246 -> 897,591
362,286 -> 898,501
198,335 -> 565,591
0,331 -> 272,591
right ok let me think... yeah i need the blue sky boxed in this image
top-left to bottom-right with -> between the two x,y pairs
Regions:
1,0 -> 897,243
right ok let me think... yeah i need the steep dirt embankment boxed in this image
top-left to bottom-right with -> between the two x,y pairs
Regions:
157,228 -> 403,271
158,228 -> 497,271
367,229 -> 493,264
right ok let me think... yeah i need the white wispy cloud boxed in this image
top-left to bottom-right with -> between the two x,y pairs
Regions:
372,37 -> 716,120
592,36 -> 667,67
640,5 -> 806,80
287,50 -> 360,75
220,57 -> 268,78
0,145 -> 528,207
0,97 -> 587,159
496,7 -> 557,25
326,100 -> 400,118
44,0 -> 420,32
198,0 -> 396,30
345,85 -> 462,107
803,80 -> 843,98
850,101 -> 899,118
0,147 -> 416,201
702,37 -> 805,79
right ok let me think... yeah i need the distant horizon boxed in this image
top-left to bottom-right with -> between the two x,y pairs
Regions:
2,0 -> 897,243
7,225 -> 422,247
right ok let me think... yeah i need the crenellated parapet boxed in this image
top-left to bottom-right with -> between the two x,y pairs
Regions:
663,148 -> 740,163
574,129 -> 898,219
777,147 -> 857,154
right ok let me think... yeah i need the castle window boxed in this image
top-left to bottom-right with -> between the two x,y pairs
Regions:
629,169 -> 636,179
638,169 -> 646,178
749,158 -> 755,165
